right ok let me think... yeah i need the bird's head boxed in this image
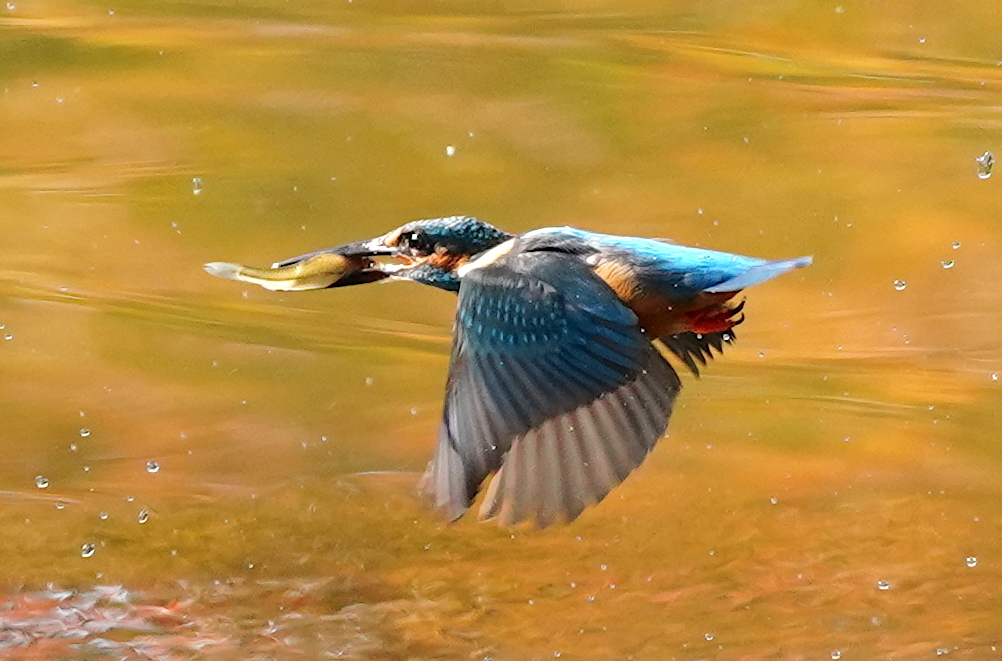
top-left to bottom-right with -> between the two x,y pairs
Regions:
378,216 -> 513,262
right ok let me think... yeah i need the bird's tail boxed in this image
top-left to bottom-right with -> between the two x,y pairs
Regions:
705,255 -> 812,293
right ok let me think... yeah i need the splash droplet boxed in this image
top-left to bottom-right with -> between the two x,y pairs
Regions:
138,509 -> 149,524
79,428 -> 91,437
976,151 -> 994,179
952,241 -> 961,250
81,543 -> 96,558
941,260 -> 954,269
192,177 -> 203,195
893,280 -> 906,291
966,556 -> 978,568
145,460 -> 160,473
35,476 -> 49,489
831,652 -> 842,660
877,580 -> 891,590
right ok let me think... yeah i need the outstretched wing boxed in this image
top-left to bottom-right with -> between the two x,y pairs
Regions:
422,249 -> 681,526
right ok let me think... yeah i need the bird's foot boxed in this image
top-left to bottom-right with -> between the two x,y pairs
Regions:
685,299 -> 745,335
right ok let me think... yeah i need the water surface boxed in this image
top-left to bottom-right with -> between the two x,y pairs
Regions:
1,1 -> 1001,658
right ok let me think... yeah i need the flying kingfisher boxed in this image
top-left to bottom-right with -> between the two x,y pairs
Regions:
206,216 -> 811,527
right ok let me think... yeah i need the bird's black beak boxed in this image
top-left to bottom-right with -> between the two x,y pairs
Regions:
271,238 -> 399,288
271,238 -> 395,268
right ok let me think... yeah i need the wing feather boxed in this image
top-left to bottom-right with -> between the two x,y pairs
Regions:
422,250 -> 681,525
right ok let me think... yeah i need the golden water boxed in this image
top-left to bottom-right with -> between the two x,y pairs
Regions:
1,1 -> 1001,658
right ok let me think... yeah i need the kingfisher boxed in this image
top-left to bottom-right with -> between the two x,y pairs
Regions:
206,216 -> 811,527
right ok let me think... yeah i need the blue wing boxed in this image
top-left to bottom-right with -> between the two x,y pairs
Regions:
422,250 -> 681,526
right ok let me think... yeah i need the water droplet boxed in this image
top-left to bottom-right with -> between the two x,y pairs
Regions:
704,633 -> 714,641
976,151 -> 994,179
941,260 -> 954,269
952,241 -> 961,250
69,443 -> 77,452
831,651 -> 842,660
191,177 -> 203,195
992,373 -> 998,382
99,511 -> 108,520
966,556 -> 978,568
364,377 -> 374,386
936,649 -> 949,656
877,580 -> 891,590
145,460 -> 159,473
445,145 -> 456,156
769,497 -> 778,505
3,334 -> 11,340
893,280 -> 906,291
35,476 -> 49,489
126,495 -> 135,502
81,543 -> 96,558
6,3 -> 15,10
55,502 -> 65,510
79,428 -> 91,437
138,509 -> 149,524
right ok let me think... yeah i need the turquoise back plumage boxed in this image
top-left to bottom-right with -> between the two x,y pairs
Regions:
518,226 -> 811,302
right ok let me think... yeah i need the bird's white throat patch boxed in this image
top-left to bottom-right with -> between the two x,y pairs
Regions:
456,238 -> 516,277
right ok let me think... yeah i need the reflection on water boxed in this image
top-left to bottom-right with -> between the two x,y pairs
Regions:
1,1 -> 1002,658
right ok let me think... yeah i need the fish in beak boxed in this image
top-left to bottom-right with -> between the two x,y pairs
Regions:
203,238 -> 397,291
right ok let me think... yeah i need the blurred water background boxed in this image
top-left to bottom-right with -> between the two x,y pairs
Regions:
1,0 -> 1001,658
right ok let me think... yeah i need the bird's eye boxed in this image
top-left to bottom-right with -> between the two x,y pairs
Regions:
399,230 -> 434,255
